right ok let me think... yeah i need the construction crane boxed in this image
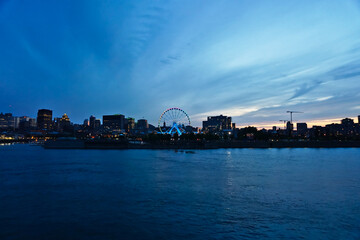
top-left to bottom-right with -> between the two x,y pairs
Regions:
286,111 -> 303,123
279,120 -> 287,129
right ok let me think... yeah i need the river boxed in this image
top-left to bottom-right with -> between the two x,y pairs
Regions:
1,144 -> 359,239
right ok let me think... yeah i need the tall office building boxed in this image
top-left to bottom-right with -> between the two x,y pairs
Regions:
89,115 -> 96,129
103,114 -> 125,130
54,114 -> 71,132
37,109 -> 53,130
95,119 -> 101,129
61,113 -> 71,132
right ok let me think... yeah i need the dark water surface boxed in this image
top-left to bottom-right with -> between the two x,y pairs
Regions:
1,144 -> 360,239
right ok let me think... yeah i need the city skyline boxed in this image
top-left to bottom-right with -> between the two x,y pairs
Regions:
1,108 -> 359,130
1,1 -> 360,127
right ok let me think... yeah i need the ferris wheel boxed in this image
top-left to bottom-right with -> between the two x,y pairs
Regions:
158,107 -> 191,135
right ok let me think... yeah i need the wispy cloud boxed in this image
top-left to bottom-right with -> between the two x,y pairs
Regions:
0,0 -> 360,126
288,81 -> 323,100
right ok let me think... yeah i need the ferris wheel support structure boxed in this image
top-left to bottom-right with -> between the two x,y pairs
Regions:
158,107 -> 191,136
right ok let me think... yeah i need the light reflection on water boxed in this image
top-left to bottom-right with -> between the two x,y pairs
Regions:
0,144 -> 360,239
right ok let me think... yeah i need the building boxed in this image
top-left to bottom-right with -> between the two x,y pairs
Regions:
0,113 -> 14,129
358,115 -> 360,124
15,116 -> 36,129
54,113 -> 71,132
341,118 -> 354,125
286,121 -> 293,135
297,123 -> 308,136
18,116 -> 37,131
95,119 -> 101,129
125,117 -> 135,132
61,113 -> 70,123
54,117 -> 61,130
340,118 -> 355,136
325,123 -> 341,136
37,109 -> 53,130
103,114 -> 125,130
88,116 -> 101,130
89,115 -> 96,129
185,125 -> 198,133
14,117 -> 21,129
137,119 -> 149,130
310,125 -> 326,138
202,115 -> 232,132
83,119 -> 89,127
29,118 -> 37,128
60,113 -> 71,130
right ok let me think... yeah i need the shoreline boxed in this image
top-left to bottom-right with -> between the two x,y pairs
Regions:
40,139 -> 360,149
3,139 -> 360,149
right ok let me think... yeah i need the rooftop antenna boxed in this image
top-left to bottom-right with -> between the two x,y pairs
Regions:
286,111 -> 303,123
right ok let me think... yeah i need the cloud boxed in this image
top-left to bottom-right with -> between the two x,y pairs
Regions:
160,55 -> 180,65
316,96 -> 333,101
288,81 -> 323,100
191,106 -> 259,123
329,59 -> 360,80
1,0 -> 360,127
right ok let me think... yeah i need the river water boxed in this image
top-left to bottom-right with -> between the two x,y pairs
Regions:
0,144 -> 359,239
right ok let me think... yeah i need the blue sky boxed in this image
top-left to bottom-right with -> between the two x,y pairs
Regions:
1,0 -> 360,127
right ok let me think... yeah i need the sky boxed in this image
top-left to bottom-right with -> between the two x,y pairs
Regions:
1,0 -> 360,128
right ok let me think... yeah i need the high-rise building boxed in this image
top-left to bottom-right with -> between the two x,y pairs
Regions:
137,119 -> 148,130
0,113 -> 14,129
83,119 -> 89,127
54,114 -> 72,132
60,113 -> 72,132
95,119 -> 101,129
37,109 -> 53,130
89,115 -> 96,129
202,115 -> 232,132
61,113 -> 70,123
103,114 -> 125,130
358,115 -> 360,124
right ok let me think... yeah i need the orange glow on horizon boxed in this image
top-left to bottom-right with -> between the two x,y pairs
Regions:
236,116 -> 359,130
